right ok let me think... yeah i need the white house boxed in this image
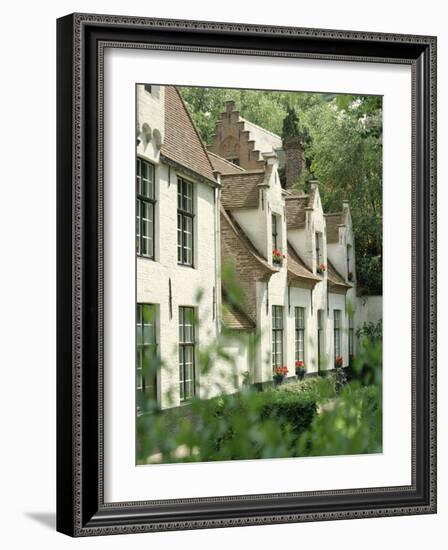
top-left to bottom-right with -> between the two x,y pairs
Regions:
136,85 -> 222,409
136,88 -> 362,409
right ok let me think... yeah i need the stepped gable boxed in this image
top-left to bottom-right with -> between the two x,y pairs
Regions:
208,100 -> 280,171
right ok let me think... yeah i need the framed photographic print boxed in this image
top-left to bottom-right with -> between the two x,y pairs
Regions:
56,13 -> 437,537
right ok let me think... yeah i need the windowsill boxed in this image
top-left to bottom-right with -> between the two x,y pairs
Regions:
137,254 -> 156,261
177,263 -> 196,269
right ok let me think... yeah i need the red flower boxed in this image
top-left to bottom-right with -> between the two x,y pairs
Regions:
335,355 -> 343,367
295,360 -> 304,368
274,365 -> 288,376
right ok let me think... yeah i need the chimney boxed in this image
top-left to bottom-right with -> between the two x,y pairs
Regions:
284,136 -> 305,189
225,100 -> 236,116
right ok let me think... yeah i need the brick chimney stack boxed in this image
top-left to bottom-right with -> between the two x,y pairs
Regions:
284,136 -> 305,189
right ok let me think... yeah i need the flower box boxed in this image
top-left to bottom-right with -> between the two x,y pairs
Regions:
295,360 -> 305,380
272,249 -> 286,266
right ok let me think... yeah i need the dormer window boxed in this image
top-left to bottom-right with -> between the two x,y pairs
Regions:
272,215 -> 279,251
347,245 -> 353,281
315,232 -> 321,265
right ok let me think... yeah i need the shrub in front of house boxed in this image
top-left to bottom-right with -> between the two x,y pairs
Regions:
275,375 -> 337,403
259,390 -> 317,435
297,383 -> 382,457
179,389 -> 318,462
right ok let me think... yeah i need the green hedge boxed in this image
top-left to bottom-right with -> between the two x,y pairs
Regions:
258,390 -> 317,434
194,389 -> 318,461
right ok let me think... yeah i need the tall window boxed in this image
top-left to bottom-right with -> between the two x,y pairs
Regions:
179,307 -> 196,401
295,307 -> 305,362
136,158 -> 155,259
349,314 -> 354,356
136,304 -> 157,404
272,306 -> 284,369
346,245 -> 351,275
315,232 -> 321,266
334,309 -> 341,361
317,310 -> 324,371
177,178 -> 194,266
272,214 -> 279,250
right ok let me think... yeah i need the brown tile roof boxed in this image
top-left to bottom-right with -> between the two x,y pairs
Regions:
285,195 -> 310,229
327,260 -> 351,292
222,208 -> 275,271
161,86 -> 217,185
325,213 -> 344,243
222,299 -> 256,331
208,151 -> 246,175
220,170 -> 266,209
287,242 -> 320,287
220,207 -> 276,322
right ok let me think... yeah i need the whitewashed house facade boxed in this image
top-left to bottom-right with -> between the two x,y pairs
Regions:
137,88 -> 360,409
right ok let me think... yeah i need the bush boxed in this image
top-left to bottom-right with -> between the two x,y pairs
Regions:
297,383 -> 382,457
137,388 -> 318,463
259,390 -> 317,434
276,376 -> 336,403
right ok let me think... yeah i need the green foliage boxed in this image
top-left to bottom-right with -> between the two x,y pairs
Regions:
276,375 -> 336,403
136,272 -> 382,465
297,383 -> 382,457
137,388 -> 318,463
352,323 -> 383,386
356,320 -> 382,342
179,87 -> 382,295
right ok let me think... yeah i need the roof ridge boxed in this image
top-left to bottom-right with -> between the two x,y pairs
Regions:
221,169 -> 266,177
240,116 -> 282,141
173,87 -> 217,181
207,151 -> 246,172
284,193 -> 309,200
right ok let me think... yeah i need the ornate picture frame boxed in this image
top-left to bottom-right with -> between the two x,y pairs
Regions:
56,13 -> 437,536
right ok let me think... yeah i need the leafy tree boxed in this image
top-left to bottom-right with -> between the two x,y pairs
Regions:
179,87 -> 382,295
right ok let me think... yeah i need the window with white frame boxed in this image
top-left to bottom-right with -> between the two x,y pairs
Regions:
136,303 -> 157,405
315,232 -> 321,266
179,306 -> 196,401
295,307 -> 305,362
177,177 -> 194,266
334,309 -> 342,361
317,309 -> 324,371
272,306 -> 284,369
136,158 -> 155,259
272,214 -> 279,251
349,314 -> 354,356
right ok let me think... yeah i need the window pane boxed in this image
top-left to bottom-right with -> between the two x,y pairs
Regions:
177,179 -> 183,209
183,216 -> 193,265
141,202 -> 154,258
136,159 -> 142,195
183,180 -> 193,213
